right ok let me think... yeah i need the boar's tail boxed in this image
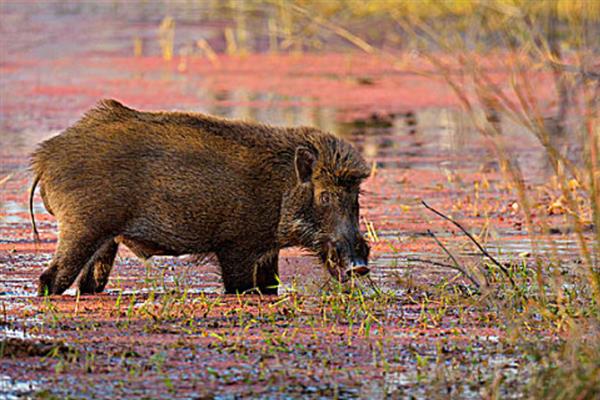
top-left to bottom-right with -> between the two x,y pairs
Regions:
29,175 -> 41,243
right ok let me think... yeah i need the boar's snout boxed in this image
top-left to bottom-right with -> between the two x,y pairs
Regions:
323,234 -> 370,282
346,256 -> 369,279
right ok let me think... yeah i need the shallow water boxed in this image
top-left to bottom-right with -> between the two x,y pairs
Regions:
0,375 -> 41,400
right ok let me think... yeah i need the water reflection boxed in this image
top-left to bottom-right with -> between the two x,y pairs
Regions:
205,88 -> 336,129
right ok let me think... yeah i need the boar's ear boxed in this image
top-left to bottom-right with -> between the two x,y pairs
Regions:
294,146 -> 317,183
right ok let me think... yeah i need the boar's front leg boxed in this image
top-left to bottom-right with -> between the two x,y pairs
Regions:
251,251 -> 279,295
217,249 -> 279,295
78,240 -> 119,294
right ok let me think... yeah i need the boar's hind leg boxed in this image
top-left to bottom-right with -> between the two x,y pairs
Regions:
38,232 -> 110,296
218,250 -> 279,295
78,239 -> 119,294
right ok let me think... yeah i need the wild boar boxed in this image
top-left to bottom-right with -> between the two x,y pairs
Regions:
29,99 -> 371,296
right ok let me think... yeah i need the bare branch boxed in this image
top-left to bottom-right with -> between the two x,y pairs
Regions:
422,201 -> 516,287
407,256 -> 481,290
428,229 -> 482,289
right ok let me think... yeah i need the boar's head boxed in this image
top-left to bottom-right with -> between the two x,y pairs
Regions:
278,136 -> 371,282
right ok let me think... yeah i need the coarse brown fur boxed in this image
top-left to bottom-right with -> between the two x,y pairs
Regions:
30,99 -> 371,296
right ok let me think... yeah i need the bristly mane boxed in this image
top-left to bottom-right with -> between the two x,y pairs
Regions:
310,135 -> 371,187
82,99 -> 371,186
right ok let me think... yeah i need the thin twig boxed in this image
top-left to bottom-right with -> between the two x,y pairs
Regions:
422,201 -> 516,287
365,275 -> 383,296
290,4 -> 376,54
421,231 -> 481,289
409,258 -> 482,293
0,174 -> 13,187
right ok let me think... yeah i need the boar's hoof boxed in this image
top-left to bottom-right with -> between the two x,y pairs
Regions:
224,285 -> 278,296
37,266 -> 58,296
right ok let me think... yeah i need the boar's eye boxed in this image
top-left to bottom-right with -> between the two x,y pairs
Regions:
319,192 -> 332,206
